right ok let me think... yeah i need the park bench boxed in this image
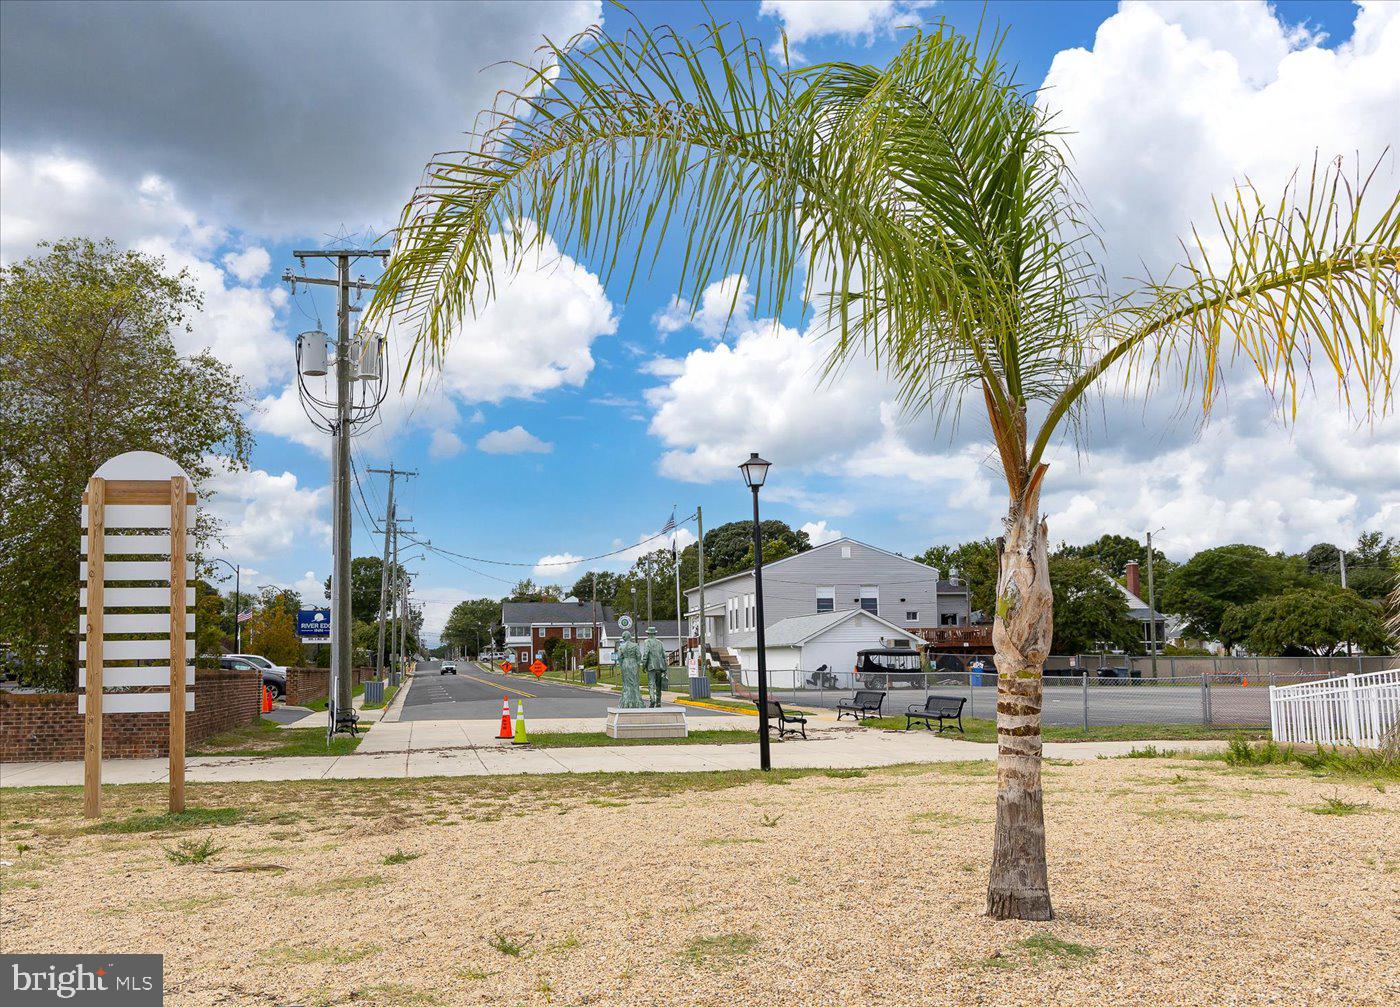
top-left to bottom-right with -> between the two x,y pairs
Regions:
836,689 -> 886,721
905,695 -> 966,734
334,708 -> 361,737
760,699 -> 808,740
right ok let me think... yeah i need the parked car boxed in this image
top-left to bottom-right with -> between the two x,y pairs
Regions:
221,654 -> 287,700
441,661 -> 458,675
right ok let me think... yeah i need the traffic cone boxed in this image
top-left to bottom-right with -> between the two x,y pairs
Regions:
496,696 -> 514,740
261,686 -> 273,714
511,699 -> 529,745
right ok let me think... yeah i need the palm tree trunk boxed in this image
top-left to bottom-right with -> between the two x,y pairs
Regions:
986,484 -> 1053,921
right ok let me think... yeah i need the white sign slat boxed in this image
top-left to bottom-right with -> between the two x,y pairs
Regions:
78,692 -> 195,714
79,666 -> 196,688
81,534 -> 193,555
80,612 -> 195,635
81,587 -> 195,609
82,560 -> 192,582
81,504 -> 195,530
80,638 -> 195,661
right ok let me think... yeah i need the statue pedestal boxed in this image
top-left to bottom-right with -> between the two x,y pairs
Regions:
605,706 -> 688,739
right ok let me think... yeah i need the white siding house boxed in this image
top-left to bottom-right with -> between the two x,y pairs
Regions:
731,609 -> 924,688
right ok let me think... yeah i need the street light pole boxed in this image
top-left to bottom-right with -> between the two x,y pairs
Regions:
740,453 -> 773,772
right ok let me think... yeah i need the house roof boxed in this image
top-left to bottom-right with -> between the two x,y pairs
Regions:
740,608 -> 925,648
501,601 -> 613,625
682,537 -> 966,595
601,619 -> 685,639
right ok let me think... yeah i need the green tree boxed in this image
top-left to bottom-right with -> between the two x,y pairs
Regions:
324,556 -> 406,624
1219,587 -> 1389,656
700,520 -> 811,579
569,570 -> 622,605
0,238 -> 254,689
507,578 -> 562,602
245,605 -> 302,667
194,580 -> 226,667
442,597 -> 501,656
1048,556 -> 1141,655
370,19 -> 1395,920
1055,534 -> 1167,578
1161,544 -> 1309,639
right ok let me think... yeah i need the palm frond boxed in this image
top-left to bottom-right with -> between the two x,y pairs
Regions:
1029,157 -> 1399,472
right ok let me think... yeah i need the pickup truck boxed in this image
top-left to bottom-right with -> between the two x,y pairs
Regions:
440,661 -> 458,675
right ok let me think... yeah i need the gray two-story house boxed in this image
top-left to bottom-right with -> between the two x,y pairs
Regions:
684,538 -> 971,680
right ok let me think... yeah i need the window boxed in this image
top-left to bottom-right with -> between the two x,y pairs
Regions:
860,586 -> 879,615
562,627 -> 572,639
841,545 -> 852,559
816,587 -> 835,613
940,613 -> 958,626
727,597 -> 738,632
577,626 -> 592,640
906,611 -> 918,622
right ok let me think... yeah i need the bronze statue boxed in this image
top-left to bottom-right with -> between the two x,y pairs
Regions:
615,628 -> 643,708
640,626 -> 668,707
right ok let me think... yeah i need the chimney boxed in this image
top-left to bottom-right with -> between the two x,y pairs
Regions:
1125,560 -> 1141,598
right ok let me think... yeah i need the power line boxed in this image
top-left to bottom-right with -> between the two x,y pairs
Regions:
418,513 -> 698,569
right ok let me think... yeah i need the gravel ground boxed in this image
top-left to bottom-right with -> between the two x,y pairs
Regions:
2,756 -> 1396,1006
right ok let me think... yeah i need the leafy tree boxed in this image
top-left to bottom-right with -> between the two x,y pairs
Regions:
323,556 -> 406,624
442,597 -> 501,656
194,580 -> 226,667
1303,542 -> 1343,577
1055,533 -> 1167,578
700,520 -> 811,580
371,18 -> 1394,920
918,539 -> 1000,618
0,238 -> 254,689
1048,556 -> 1141,655
1161,545 -> 1309,639
245,605 -> 302,667
507,578 -> 562,602
1219,587 -> 1389,656
569,570 -> 622,605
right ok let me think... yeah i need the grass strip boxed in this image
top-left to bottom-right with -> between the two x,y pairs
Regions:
189,718 -> 362,758
523,729 -> 755,749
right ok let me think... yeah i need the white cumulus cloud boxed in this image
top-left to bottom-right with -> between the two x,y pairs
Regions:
477,426 -> 553,455
759,1 -> 935,58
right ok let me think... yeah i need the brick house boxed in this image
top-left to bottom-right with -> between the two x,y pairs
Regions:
501,601 -> 612,669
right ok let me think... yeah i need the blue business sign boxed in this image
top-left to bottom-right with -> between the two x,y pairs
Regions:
298,608 -> 331,640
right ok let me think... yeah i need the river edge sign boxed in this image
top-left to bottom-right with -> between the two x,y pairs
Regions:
80,451 -> 196,818
298,608 -> 331,642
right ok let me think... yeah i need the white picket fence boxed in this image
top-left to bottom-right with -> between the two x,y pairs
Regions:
1270,668 -> 1400,749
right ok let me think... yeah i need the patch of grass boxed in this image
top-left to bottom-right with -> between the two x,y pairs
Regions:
864,715 -> 1260,745
977,933 -> 1098,971
545,935 -> 580,956
286,874 -> 386,897
1218,737 -> 1400,780
164,836 -> 224,864
381,848 -> 421,865
347,983 -> 438,1006
301,683 -> 365,713
684,932 -> 756,969
910,809 -> 974,827
1135,806 -> 1237,823
1307,795 -> 1371,816
523,729 -> 755,749
760,813 -> 782,827
190,718 -> 362,758
91,807 -> 243,834
486,932 -> 531,958
266,943 -> 380,966
1110,744 -> 1178,759
822,769 -> 867,778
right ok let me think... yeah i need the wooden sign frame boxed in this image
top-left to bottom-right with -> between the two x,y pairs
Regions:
80,452 -> 197,818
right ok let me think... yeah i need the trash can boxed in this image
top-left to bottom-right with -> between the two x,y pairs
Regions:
581,668 -> 598,686
364,679 -> 384,706
689,674 -> 712,700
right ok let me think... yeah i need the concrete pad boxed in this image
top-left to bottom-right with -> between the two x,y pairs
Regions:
320,752 -> 409,779
470,748 -> 572,776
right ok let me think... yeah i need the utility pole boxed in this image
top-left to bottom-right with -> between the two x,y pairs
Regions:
695,505 -> 706,699
1340,547 -> 1351,656
368,466 -> 417,683
1146,530 -> 1160,678
673,516 -> 684,671
646,566 -> 653,627
284,246 -> 388,734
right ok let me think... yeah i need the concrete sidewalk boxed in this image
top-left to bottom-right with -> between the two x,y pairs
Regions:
0,719 -> 1226,787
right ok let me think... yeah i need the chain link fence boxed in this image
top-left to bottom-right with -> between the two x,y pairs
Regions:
726,653 -> 1395,728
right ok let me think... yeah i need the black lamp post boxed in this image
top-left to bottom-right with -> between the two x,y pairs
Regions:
211,558 -> 242,653
740,452 -> 773,771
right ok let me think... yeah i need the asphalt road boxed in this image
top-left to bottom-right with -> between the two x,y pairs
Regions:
401,660 -> 724,722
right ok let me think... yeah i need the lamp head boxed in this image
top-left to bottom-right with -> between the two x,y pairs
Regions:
739,452 -> 771,489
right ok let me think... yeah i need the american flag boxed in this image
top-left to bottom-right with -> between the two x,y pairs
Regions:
660,508 -> 676,535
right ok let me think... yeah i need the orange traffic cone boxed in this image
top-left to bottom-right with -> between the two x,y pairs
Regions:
261,686 -> 273,714
496,696 -> 514,740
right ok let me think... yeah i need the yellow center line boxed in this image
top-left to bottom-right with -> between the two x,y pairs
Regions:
460,664 -> 537,698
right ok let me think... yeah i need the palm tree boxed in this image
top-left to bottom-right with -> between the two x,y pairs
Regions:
367,15 -> 1398,919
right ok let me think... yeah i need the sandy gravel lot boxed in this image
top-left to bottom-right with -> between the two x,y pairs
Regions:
3,755 -> 1397,1006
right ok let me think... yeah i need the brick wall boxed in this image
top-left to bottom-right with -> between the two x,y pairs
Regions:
283,666 -> 376,708
0,668 -> 261,762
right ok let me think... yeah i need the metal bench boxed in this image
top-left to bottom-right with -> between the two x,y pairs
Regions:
906,695 -> 966,734
761,699 -> 807,740
333,708 -> 361,737
836,689 -> 886,721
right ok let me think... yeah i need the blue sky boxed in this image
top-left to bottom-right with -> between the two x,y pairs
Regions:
2,1 -> 1395,639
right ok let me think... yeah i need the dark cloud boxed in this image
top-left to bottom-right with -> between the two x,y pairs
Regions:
0,0 -> 600,235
